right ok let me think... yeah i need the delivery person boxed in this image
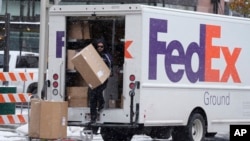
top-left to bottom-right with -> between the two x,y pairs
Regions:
89,38 -> 112,124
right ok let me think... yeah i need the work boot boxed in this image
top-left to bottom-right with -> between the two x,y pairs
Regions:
89,119 -> 96,124
88,115 -> 96,125
92,127 -> 99,134
97,104 -> 104,113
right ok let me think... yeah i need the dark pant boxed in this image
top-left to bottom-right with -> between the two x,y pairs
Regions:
89,81 -> 107,122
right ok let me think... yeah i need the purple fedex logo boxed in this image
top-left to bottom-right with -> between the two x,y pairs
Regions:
148,18 -> 241,83
56,31 -> 65,58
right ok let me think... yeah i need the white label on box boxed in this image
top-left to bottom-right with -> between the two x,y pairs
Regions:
97,70 -> 104,78
88,84 -> 93,88
62,117 -> 66,126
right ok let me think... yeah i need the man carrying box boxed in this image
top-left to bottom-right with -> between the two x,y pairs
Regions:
89,38 -> 113,124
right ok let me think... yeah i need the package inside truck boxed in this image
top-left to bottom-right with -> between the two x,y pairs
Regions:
65,16 -> 125,110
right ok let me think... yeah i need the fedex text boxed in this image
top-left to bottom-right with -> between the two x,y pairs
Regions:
148,18 -> 241,83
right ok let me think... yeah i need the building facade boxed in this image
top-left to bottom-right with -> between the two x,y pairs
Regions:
0,0 -> 229,53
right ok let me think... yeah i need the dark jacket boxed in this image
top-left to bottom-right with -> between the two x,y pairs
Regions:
93,38 -> 113,72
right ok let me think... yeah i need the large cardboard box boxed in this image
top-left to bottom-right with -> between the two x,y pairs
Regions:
71,44 -> 111,89
109,99 -> 116,108
67,87 -> 88,107
29,100 -> 68,139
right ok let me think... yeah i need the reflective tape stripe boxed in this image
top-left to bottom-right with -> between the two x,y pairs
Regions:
0,72 -> 34,81
0,115 -> 28,124
0,93 -> 32,103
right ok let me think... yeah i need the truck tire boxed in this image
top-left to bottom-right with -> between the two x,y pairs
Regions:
31,88 -> 37,95
172,113 -> 206,141
101,127 -> 133,141
27,83 -> 38,96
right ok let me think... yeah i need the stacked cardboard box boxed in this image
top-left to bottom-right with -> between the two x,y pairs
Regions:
68,22 -> 83,40
82,21 -> 91,39
67,87 -> 88,107
116,96 -> 124,108
67,49 -> 77,70
29,100 -> 68,139
109,96 -> 124,108
68,21 -> 90,40
66,72 -> 87,87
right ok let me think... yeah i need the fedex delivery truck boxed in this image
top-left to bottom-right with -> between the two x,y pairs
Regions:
43,4 -> 250,141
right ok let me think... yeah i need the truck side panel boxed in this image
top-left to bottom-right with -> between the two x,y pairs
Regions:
139,7 -> 250,132
47,15 -> 66,101
47,4 -> 250,135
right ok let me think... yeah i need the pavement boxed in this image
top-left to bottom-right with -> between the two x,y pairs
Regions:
0,124 -> 229,141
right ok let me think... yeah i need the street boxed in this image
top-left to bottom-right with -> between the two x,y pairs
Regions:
0,125 -> 230,141
91,134 -> 230,141
0,108 -> 230,141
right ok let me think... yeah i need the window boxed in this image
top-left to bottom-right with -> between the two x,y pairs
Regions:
0,54 -> 4,68
16,55 -> 38,68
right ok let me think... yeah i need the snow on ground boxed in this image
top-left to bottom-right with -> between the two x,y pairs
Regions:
0,124 -> 155,141
0,108 -> 229,141
0,130 -> 27,141
0,123 -> 229,141
0,124 -> 229,141
0,108 -> 155,141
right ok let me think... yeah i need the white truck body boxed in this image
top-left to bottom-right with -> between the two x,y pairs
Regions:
0,51 -> 39,94
45,4 -> 250,141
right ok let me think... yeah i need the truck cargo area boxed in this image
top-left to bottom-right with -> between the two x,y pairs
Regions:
65,16 -> 125,120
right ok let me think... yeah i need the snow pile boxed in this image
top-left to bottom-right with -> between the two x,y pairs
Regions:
0,130 -> 27,141
15,123 -> 86,137
15,123 -> 28,136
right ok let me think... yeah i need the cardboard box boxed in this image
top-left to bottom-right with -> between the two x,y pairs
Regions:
67,87 -> 88,107
82,21 -> 90,39
68,22 -> 83,40
67,21 -> 90,40
67,50 -> 77,70
118,95 -> 124,108
29,100 -> 68,139
71,44 -> 111,89
67,87 -> 88,99
109,99 -> 116,108
68,98 -> 88,107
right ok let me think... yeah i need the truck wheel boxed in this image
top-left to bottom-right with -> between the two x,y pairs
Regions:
31,88 -> 37,95
31,88 -> 39,99
101,127 -> 133,141
172,113 -> 206,141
